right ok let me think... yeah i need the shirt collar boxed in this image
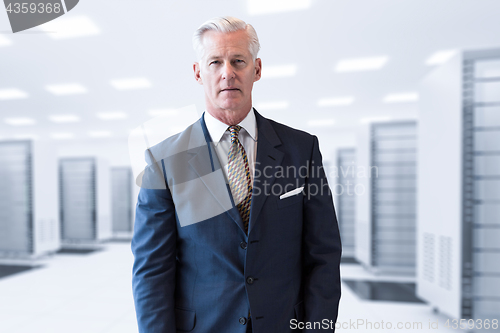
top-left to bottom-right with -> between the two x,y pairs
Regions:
204,107 -> 257,144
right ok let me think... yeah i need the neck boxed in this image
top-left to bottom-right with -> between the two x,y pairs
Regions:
207,107 -> 251,126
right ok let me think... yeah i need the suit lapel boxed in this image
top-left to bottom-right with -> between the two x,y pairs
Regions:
249,110 -> 284,234
188,113 -> 246,232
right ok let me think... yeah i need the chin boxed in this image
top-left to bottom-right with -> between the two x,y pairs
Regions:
220,102 -> 243,111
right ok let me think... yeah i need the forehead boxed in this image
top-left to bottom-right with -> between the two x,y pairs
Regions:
202,30 -> 251,58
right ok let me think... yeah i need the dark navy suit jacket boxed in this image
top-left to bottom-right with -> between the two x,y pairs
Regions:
132,110 -> 342,332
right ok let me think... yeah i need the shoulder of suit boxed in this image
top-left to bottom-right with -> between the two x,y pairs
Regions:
265,117 -> 317,143
145,120 -> 200,166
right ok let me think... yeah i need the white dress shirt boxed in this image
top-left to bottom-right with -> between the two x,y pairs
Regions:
204,108 -> 258,184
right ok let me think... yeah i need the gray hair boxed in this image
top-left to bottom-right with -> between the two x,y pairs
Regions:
192,16 -> 260,61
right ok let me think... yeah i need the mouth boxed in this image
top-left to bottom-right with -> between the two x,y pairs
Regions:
220,88 -> 240,93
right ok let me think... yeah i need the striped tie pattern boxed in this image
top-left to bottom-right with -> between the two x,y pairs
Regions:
227,125 -> 252,234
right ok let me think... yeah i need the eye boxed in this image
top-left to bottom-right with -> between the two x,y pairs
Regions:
210,60 -> 219,65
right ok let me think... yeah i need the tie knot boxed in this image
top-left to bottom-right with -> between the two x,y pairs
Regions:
228,125 -> 242,143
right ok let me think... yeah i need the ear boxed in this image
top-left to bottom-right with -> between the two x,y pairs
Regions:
193,62 -> 203,85
254,58 -> 262,82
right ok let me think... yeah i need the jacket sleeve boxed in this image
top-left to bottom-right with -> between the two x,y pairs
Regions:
302,135 -> 342,332
131,160 -> 177,333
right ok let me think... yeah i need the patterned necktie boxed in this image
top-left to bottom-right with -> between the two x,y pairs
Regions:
227,125 -> 252,234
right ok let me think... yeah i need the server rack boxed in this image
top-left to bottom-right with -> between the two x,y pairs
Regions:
418,48 -> 500,328
356,121 -> 418,274
336,148 -> 356,258
59,157 -> 111,244
111,167 -> 133,235
0,140 -> 59,258
467,53 -> 500,325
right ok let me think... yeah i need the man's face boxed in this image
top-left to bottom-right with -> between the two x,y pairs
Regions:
193,29 -> 261,116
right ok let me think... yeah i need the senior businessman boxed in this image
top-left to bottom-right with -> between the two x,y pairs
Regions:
131,16 -> 342,333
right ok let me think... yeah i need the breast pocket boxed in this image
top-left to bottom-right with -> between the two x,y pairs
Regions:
276,192 -> 303,209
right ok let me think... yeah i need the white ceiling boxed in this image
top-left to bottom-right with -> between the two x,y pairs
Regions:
1,0 -> 500,141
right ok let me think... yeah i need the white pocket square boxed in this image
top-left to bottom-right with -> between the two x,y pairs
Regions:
279,186 -> 304,199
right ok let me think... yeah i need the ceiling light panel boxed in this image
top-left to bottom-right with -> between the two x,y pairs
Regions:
96,112 -> 128,120
45,83 -> 87,96
0,35 -> 12,47
0,88 -> 28,100
248,0 -> 312,15
360,116 -> 393,124
88,131 -> 112,138
261,64 -> 297,79
383,92 -> 419,103
425,50 -> 457,65
4,117 -> 36,126
48,114 -> 81,123
317,97 -> 354,107
41,16 -> 100,39
14,134 -> 39,140
335,56 -> 389,72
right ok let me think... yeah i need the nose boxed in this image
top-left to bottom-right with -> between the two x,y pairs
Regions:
222,63 -> 235,80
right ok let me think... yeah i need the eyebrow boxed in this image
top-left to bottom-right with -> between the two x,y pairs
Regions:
206,54 -> 247,61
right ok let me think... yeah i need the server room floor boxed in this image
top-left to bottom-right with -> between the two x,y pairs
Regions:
0,243 -> 461,333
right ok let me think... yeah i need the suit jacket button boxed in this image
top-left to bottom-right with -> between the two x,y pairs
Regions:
239,317 -> 247,325
240,242 -> 247,250
247,276 -> 254,284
